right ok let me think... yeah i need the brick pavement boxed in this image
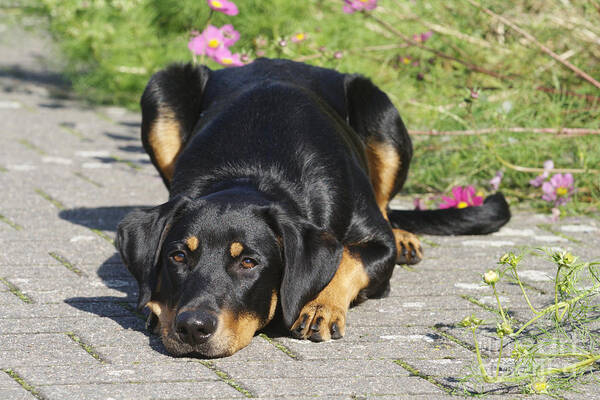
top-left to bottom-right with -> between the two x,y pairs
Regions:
1,13 -> 599,400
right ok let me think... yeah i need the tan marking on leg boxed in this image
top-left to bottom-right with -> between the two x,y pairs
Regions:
365,140 -> 401,219
148,107 -> 182,182
185,236 -> 199,251
393,228 -> 423,265
291,248 -> 369,341
229,242 -> 244,258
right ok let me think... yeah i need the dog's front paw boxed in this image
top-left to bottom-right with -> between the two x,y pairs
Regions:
290,300 -> 346,342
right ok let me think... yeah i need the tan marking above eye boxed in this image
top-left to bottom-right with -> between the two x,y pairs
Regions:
186,236 -> 199,251
230,242 -> 244,258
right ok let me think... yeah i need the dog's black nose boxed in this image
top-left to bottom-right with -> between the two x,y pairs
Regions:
175,310 -> 217,345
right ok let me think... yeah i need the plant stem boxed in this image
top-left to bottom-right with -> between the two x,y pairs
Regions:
511,267 -> 539,314
492,284 -> 508,325
483,354 -> 600,384
471,327 -> 492,382
555,266 -> 561,321
534,353 -> 591,359
513,283 -> 600,336
466,0 -> 600,89
366,13 -> 511,80
495,335 -> 504,378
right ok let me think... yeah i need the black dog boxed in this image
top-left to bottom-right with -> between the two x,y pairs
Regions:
116,58 -> 510,358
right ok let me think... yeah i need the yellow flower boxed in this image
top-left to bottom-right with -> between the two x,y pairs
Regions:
531,380 -> 548,394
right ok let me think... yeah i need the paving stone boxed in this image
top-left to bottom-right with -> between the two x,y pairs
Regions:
37,381 -> 244,400
0,333 -> 100,366
14,362 -> 218,386
244,376 -> 446,397
0,387 -> 38,400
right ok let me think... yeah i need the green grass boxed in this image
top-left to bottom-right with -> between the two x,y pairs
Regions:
11,0 -> 600,214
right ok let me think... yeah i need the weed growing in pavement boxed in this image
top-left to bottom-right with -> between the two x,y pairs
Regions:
460,250 -> 600,396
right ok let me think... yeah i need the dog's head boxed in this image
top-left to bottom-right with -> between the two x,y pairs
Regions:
116,189 -> 341,357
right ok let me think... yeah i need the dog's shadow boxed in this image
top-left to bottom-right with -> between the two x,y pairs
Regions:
59,205 -> 171,354
59,205 -> 288,356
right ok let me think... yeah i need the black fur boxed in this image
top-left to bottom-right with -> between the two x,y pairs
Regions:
389,193 -> 511,235
117,58 -> 510,357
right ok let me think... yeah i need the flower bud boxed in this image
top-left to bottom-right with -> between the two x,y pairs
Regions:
496,321 -> 513,337
483,269 -> 499,285
459,314 -> 483,328
563,252 -> 575,264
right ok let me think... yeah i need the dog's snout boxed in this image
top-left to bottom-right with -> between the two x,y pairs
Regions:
175,310 -> 217,345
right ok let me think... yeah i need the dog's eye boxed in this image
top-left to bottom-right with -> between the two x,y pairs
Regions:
170,251 -> 187,264
240,257 -> 257,269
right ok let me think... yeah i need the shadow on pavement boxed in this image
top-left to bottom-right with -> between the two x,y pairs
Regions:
0,64 -> 69,88
59,205 -> 150,231
60,204 -> 170,353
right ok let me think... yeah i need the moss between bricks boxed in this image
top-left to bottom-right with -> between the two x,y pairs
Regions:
110,154 -> 141,171
0,277 -> 34,303
17,138 -> 47,155
393,359 -> 476,396
89,228 -> 115,245
2,368 -> 46,400
116,301 -> 147,321
258,333 -> 299,360
48,251 -> 85,277
34,188 -> 66,210
73,171 -> 103,187
0,213 -> 23,230
431,325 -> 482,357
59,123 -> 86,140
197,360 -> 255,398
65,332 -> 107,363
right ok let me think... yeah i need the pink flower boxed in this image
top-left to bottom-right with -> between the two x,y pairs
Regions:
439,186 -> 484,209
220,24 -> 240,47
207,0 -> 238,16
188,25 -> 226,57
291,32 -> 307,43
420,30 -> 433,42
343,0 -> 377,14
529,159 -> 554,187
542,173 -> 574,206
489,171 -> 503,191
413,31 -> 433,43
414,198 -> 427,210
213,47 -> 244,67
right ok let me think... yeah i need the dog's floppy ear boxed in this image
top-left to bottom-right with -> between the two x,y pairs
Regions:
266,207 -> 343,328
115,196 -> 189,310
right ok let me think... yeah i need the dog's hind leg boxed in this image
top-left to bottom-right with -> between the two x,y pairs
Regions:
140,63 -> 211,188
344,74 -> 421,264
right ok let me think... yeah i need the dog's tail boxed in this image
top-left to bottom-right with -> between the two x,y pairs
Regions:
388,192 -> 511,235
